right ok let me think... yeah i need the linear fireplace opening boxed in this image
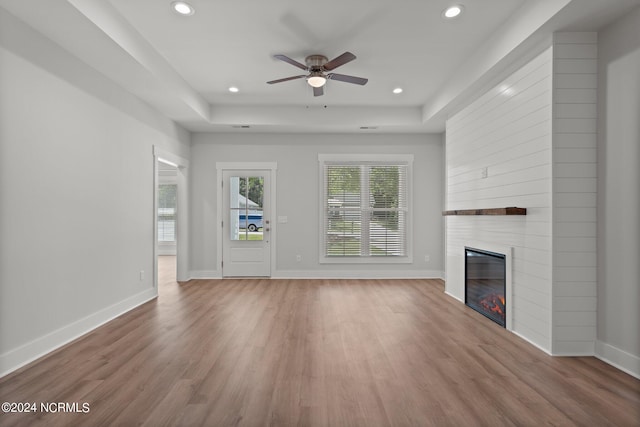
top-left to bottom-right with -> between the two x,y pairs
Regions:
465,247 -> 506,327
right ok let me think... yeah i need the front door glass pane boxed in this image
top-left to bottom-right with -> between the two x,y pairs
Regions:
230,176 -> 264,241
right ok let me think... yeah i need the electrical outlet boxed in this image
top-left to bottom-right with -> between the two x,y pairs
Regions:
481,167 -> 489,179
424,255 -> 430,263
139,270 -> 145,281
296,255 -> 302,262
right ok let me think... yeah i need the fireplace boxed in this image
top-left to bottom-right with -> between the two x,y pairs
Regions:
465,247 -> 506,327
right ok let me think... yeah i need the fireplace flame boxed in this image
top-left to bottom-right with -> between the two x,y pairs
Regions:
479,293 -> 506,316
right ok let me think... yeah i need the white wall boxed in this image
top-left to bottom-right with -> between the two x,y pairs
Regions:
0,9 -> 190,375
445,48 -> 554,352
190,133 -> 443,278
596,7 -> 640,377
552,33 -> 599,355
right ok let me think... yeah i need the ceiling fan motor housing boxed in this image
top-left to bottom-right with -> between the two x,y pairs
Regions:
305,55 -> 328,70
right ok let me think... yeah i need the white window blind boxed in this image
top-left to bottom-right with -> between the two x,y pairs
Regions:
320,157 -> 411,262
158,184 -> 177,242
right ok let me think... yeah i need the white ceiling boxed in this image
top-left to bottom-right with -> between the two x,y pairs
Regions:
2,0 -> 639,134
108,0 -> 525,108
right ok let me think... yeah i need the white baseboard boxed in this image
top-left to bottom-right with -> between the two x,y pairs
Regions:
188,270 -> 222,280
551,341 -> 595,357
272,269 -> 444,279
595,340 -> 640,379
0,288 -> 157,378
444,290 -> 464,303
512,330 -> 553,355
187,270 -> 444,280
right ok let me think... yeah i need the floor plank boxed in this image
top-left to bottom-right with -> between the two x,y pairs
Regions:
0,256 -> 638,426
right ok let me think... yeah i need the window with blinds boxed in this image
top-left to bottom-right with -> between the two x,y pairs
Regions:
320,155 -> 412,263
158,184 -> 177,242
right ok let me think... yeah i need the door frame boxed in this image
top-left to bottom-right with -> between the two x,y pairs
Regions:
154,146 -> 190,289
216,162 -> 277,277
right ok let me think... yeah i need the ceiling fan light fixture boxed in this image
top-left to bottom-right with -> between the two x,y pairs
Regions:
307,73 -> 327,88
443,5 -> 463,18
269,52 -> 366,96
171,1 -> 195,16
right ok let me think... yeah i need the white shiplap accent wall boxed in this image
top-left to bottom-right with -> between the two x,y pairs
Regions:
446,35 -> 600,356
552,32 -> 598,355
445,48 -> 554,352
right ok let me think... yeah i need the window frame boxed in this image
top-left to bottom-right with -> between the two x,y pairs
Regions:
318,154 -> 414,264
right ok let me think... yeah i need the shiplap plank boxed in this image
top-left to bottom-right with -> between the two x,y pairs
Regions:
554,74 -> 597,89
554,133 -> 597,148
555,237 -> 596,252
554,311 -> 597,326
554,296 -> 597,312
554,44 -> 598,59
554,59 -> 597,74
554,193 -> 596,208
554,163 -> 596,178
555,326 -> 597,341
555,88 -> 597,103
554,282 -> 597,297
554,103 -> 597,118
554,221 -> 597,237
554,148 -> 596,163
554,252 -> 596,267
554,177 -> 596,193
556,118 -> 597,133
554,266 -> 597,282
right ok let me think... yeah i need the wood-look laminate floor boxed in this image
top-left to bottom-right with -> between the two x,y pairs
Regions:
1,256 -> 639,426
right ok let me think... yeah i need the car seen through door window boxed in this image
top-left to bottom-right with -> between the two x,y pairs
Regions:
239,210 -> 263,232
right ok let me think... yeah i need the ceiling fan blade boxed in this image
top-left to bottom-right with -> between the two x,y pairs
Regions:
323,52 -> 356,71
267,75 -> 307,84
327,73 -> 368,85
313,86 -> 324,97
273,54 -> 308,71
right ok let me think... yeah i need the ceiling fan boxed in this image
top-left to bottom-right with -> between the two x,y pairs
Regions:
267,51 -> 368,97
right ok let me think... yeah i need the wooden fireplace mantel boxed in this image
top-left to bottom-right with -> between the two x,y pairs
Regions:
442,207 -> 527,216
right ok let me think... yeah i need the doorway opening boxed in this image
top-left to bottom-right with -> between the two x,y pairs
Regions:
153,146 -> 189,292
157,159 -> 178,288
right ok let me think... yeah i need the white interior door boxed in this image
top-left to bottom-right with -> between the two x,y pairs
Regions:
222,170 -> 271,277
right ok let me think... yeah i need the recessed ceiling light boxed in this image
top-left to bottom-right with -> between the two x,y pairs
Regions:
171,1 -> 194,16
393,88 -> 403,94
443,5 -> 463,19
228,86 -> 239,93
